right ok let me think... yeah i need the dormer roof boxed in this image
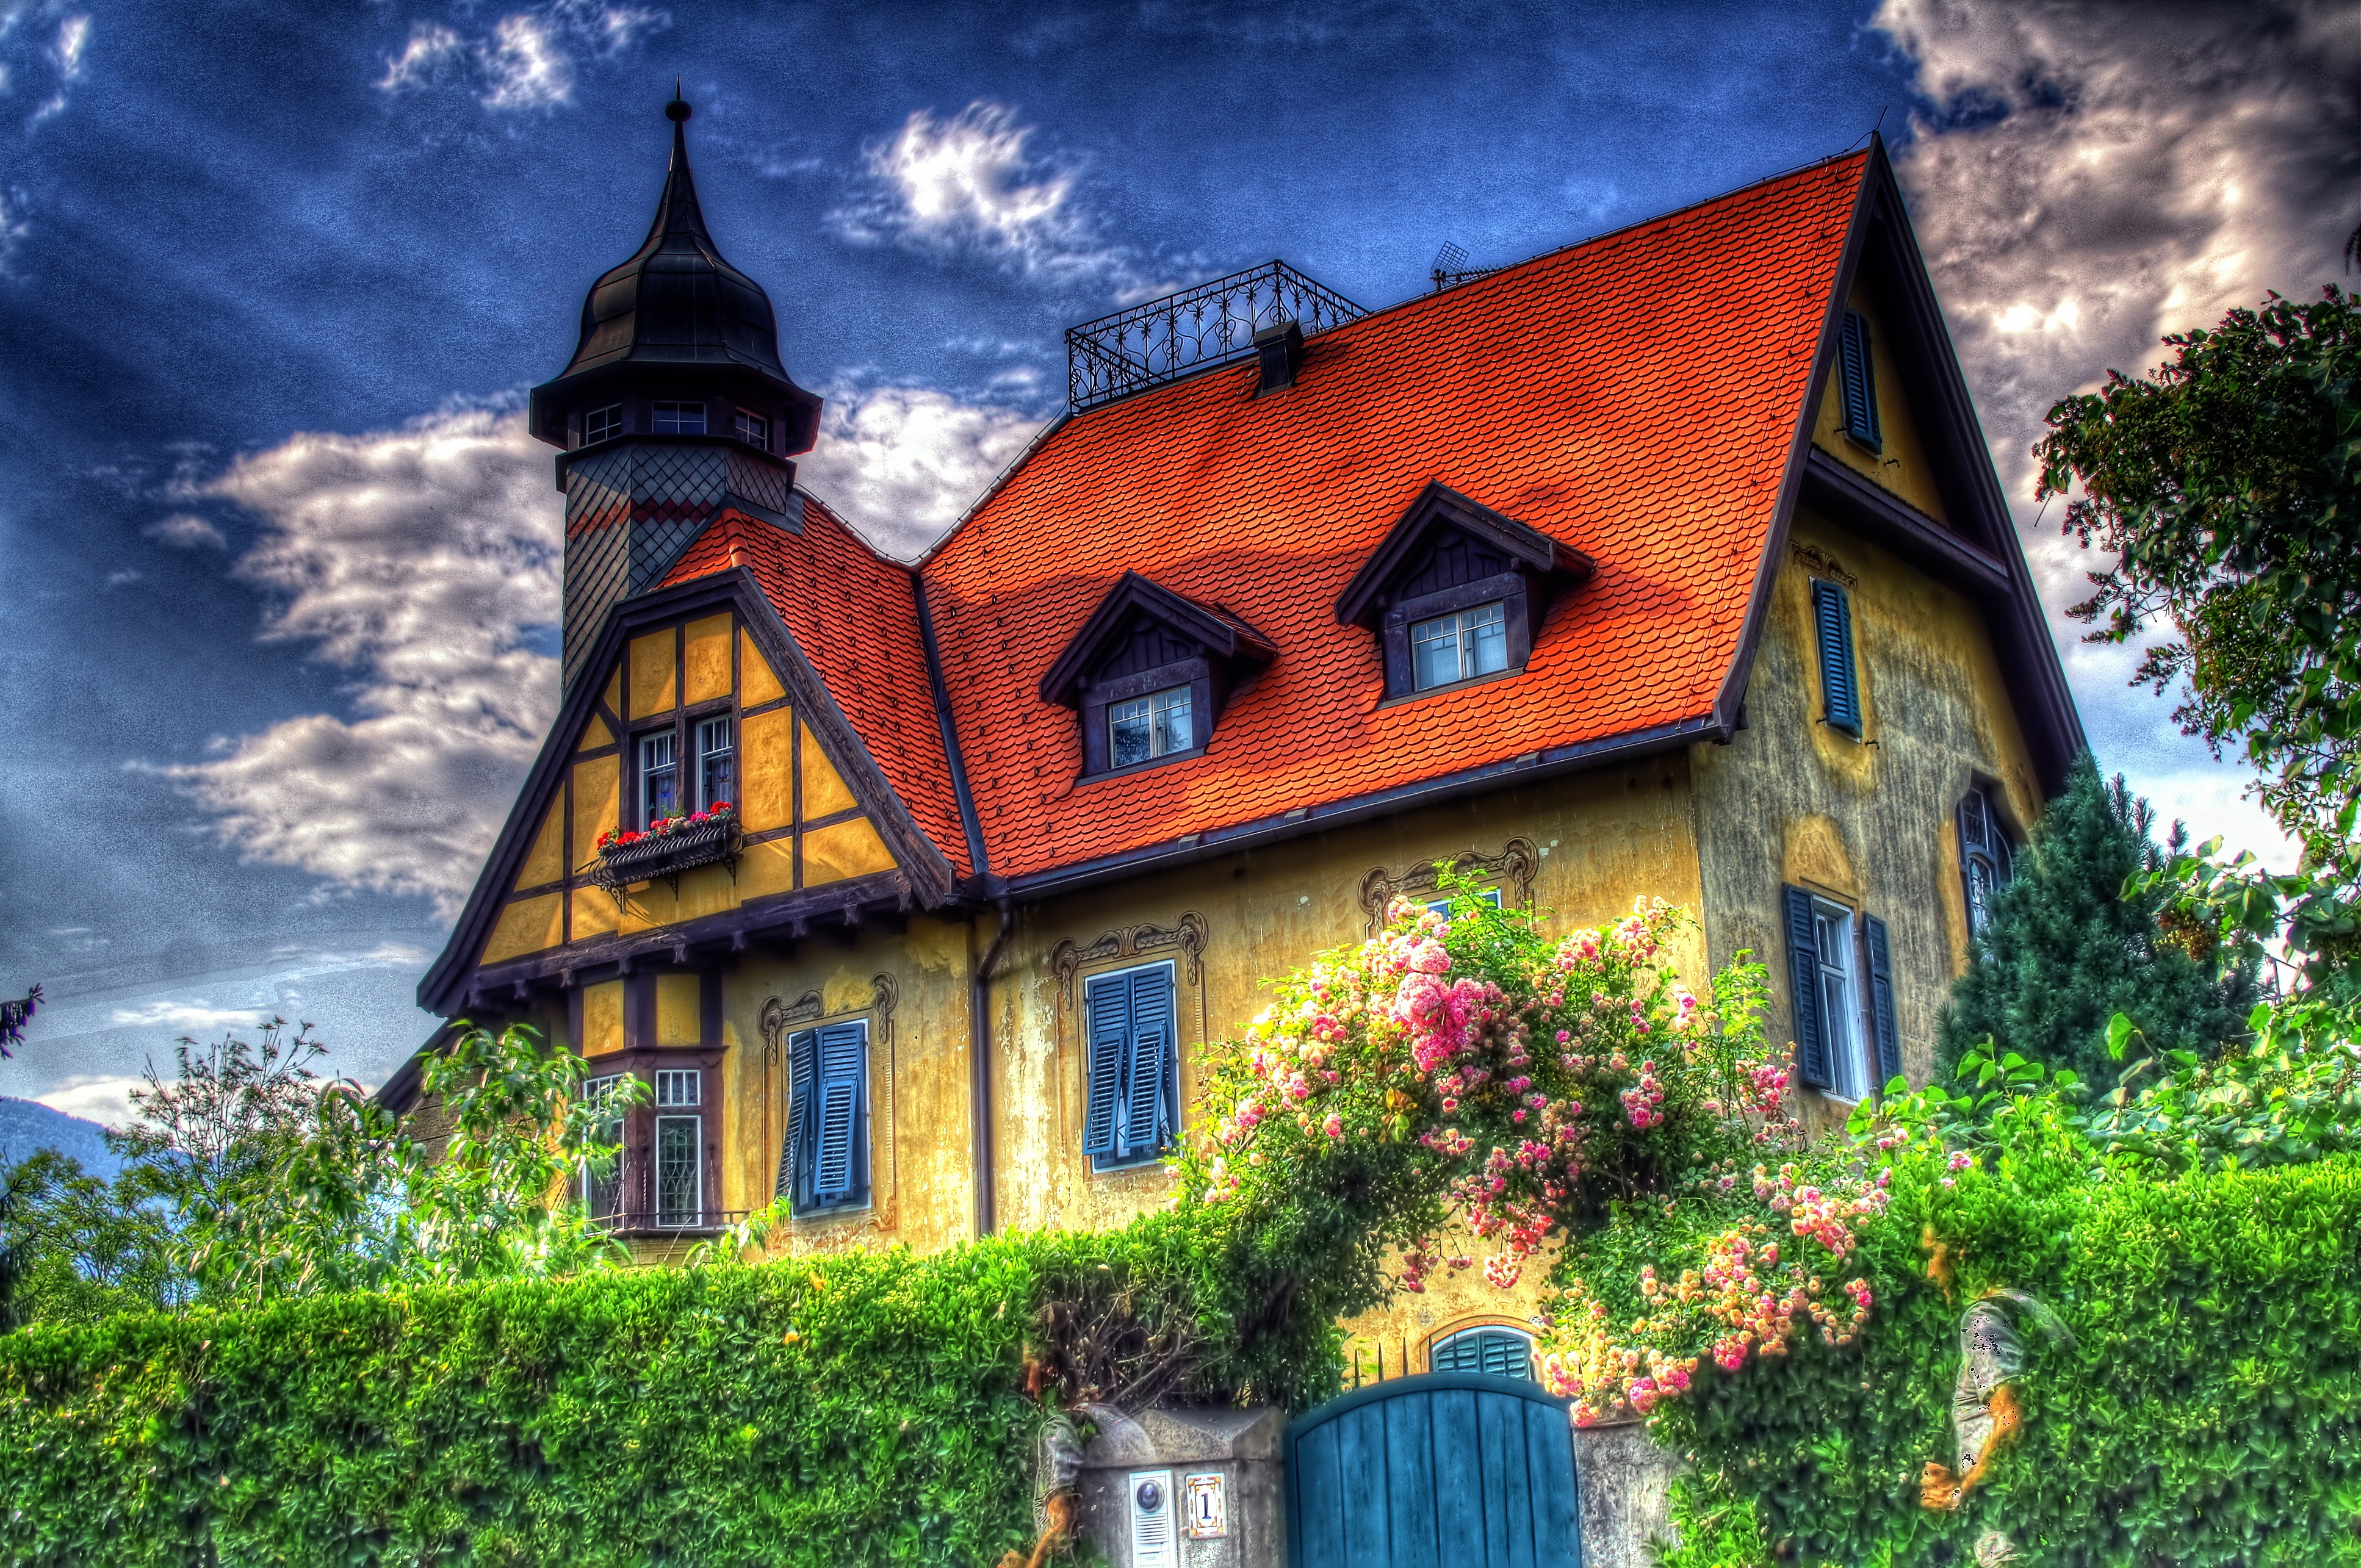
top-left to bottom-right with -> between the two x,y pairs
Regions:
1332,481 -> 1593,630
1039,572 -> 1277,708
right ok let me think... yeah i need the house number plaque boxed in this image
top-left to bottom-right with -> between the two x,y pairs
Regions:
1184,1472 -> 1227,1539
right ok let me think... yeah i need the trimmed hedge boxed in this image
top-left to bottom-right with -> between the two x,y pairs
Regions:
1,1242 -> 1051,1566
1649,1153 -> 2361,1566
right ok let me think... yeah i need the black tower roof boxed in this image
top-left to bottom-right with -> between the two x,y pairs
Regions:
530,93 -> 820,451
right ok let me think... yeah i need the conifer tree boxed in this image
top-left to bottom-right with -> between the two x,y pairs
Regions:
1937,757 -> 2257,1086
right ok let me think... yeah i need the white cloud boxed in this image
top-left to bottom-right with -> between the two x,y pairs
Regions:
478,13 -> 569,110
143,512 -> 226,549
35,1074 -> 143,1130
152,407 -> 560,918
794,383 -> 1047,559
106,1000 -> 273,1035
376,2 -> 667,111
1875,0 -> 2360,860
103,567 -> 139,588
832,102 -> 1154,292
51,10 -> 83,76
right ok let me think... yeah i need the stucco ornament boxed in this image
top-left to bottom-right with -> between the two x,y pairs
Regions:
1920,1287 -> 2073,1566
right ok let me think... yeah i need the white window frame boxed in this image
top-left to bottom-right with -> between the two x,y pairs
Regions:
652,400 -> 707,436
577,1073 -> 625,1218
1811,898 -> 1865,1101
640,730 -> 679,827
697,716 -> 734,811
733,409 -> 768,451
1425,887 -> 1504,918
583,403 -> 623,445
1108,684 -> 1194,768
1409,600 -> 1510,691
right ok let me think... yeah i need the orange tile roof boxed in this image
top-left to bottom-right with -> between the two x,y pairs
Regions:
663,499 -> 972,877
920,153 -> 1868,883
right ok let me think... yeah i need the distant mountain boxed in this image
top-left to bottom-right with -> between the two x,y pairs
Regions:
0,1098 -> 121,1178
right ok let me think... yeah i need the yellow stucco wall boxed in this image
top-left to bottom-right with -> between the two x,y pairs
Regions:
1812,284 -> 1950,525
1690,507 -> 2042,1103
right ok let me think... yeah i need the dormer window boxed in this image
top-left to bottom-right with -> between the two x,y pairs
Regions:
1111,685 -> 1194,766
653,401 -> 707,436
1336,482 -> 1593,700
1039,572 -> 1275,780
583,403 -> 622,445
734,409 -> 769,451
1411,602 -> 1509,691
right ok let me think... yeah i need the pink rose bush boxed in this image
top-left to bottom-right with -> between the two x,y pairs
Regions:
1178,888 -> 1880,1425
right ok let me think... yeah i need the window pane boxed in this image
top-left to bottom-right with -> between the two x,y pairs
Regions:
653,401 -> 707,436
1411,614 -> 1460,690
1467,602 -> 1509,676
1150,686 -> 1192,756
1109,697 -> 1152,768
584,404 -> 622,444
699,717 -> 733,809
1813,902 -> 1859,1098
734,410 -> 768,451
641,732 -> 678,825
656,1115 -> 701,1226
579,1074 -> 624,1219
657,1068 -> 699,1107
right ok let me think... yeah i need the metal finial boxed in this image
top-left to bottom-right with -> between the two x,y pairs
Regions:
665,79 -> 691,123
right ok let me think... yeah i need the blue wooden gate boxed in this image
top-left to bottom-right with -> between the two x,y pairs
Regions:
1285,1372 -> 1582,1567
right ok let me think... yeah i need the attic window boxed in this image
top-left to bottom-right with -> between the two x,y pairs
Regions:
734,409 -> 769,451
1111,686 -> 1193,766
1038,571 -> 1275,780
1335,482 -> 1593,700
653,401 -> 707,436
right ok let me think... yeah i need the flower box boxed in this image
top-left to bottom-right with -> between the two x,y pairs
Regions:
593,807 -> 742,893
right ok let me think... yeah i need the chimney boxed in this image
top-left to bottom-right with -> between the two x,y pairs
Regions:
1253,320 -> 1305,393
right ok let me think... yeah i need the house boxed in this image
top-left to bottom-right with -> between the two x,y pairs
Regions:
385,96 -> 2080,1379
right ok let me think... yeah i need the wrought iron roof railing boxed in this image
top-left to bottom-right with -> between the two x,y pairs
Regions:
1065,261 -> 1366,411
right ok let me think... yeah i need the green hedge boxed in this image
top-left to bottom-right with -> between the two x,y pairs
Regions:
0,1241 -> 1054,1566
1649,1153 -> 2361,1566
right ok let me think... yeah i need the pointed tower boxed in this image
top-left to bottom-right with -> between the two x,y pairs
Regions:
530,92 -> 823,691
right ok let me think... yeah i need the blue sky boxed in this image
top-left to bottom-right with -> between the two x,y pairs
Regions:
4,0 -> 2354,1124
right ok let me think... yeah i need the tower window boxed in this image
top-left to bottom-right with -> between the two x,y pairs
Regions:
734,410 -> 769,451
640,731 -> 679,826
1109,686 -> 1193,768
652,401 -> 707,436
1410,600 -> 1509,691
583,403 -> 622,445
698,716 -> 734,810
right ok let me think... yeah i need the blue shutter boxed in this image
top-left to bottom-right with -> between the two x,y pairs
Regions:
1839,309 -> 1881,450
810,1021 -> 865,1205
782,1028 -> 816,1204
1813,580 -> 1861,736
1122,966 -> 1176,1159
1081,974 -> 1127,1159
1785,885 -> 1830,1090
1864,913 -> 1902,1095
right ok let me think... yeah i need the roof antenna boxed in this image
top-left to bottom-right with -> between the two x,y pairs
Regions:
1429,242 -> 1504,293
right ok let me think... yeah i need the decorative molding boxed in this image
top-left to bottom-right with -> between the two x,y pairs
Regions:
759,974 -> 895,1064
1789,541 -> 1857,589
1052,910 -> 1209,1011
1358,838 -> 1540,933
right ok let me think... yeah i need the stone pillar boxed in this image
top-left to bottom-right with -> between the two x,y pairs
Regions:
1073,1404 -> 1283,1568
1573,1414 -> 1686,1568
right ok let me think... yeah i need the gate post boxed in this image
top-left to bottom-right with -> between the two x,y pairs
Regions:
1571,1413 -> 1685,1568
1073,1403 -> 1285,1567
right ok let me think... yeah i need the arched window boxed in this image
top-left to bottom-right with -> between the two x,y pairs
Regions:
1430,1325 -> 1535,1381
1958,786 -> 2016,940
